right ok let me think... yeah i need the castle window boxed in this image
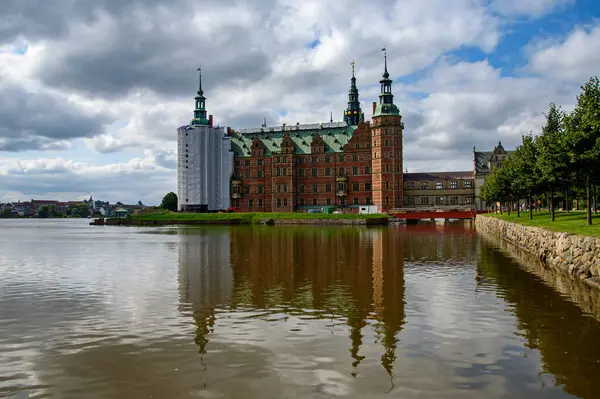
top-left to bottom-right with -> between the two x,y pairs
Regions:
299,169 -> 305,177
450,181 -> 458,189
258,185 -> 264,194
258,159 -> 263,166
353,154 -> 357,161
407,182 -> 414,189
312,156 -> 317,164
365,182 -> 372,191
450,196 -> 459,204
276,198 -> 282,207
312,184 -> 318,193
353,166 -> 359,175
313,198 -> 318,205
235,199 -> 240,207
354,197 -> 359,205
257,170 -> 263,178
421,182 -> 429,190
366,197 -> 371,205
299,185 -> 305,193
245,169 -> 250,178
436,182 -> 443,190
396,196 -> 400,205
420,197 -> 429,205
326,198 -> 331,205
312,168 -> 318,177
385,181 -> 390,190
249,199 -> 253,208
325,168 -> 332,176
299,199 -> 305,206
353,183 -> 359,191
340,197 -> 345,205
245,186 -> 250,194
258,199 -> 263,207
355,143 -> 360,149
325,156 -> 331,163
245,160 -> 250,166
365,166 -> 371,174
283,168 -> 287,176
339,155 -> 344,162
234,170 -> 240,179
465,196 -> 473,204
283,184 -> 288,193
385,196 -> 390,205
464,181 -> 473,188
325,184 -> 332,192
283,198 -> 288,207
299,158 -> 305,164
339,167 -> 345,175
436,197 -> 444,205
276,168 -> 281,176
385,164 -> 389,173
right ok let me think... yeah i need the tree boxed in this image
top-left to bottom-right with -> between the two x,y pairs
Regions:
536,102 -> 570,222
38,205 -> 49,218
565,77 -> 600,225
512,134 -> 539,219
161,192 -> 178,212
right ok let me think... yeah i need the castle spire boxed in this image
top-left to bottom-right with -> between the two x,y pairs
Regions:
343,61 -> 363,126
191,67 -> 209,126
373,48 -> 400,117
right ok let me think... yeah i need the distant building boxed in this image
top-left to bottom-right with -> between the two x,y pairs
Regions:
177,69 -> 233,212
473,141 -> 513,210
403,171 -> 475,208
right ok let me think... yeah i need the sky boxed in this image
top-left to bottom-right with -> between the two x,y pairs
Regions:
1,0 -> 599,205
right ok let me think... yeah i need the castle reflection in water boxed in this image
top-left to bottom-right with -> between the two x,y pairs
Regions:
177,224 -> 476,375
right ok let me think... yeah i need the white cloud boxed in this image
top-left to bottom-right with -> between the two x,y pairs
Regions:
0,0 -> 597,201
528,25 -> 600,83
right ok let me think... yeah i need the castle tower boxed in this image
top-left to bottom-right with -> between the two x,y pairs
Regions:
177,68 -> 233,212
343,61 -> 364,126
370,48 -> 404,212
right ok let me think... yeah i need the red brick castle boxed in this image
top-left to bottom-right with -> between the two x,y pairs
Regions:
228,50 -> 404,213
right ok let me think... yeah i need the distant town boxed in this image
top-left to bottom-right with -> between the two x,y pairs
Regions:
0,196 -> 148,218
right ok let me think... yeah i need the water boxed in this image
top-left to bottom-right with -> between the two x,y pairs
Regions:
1,219 -> 600,398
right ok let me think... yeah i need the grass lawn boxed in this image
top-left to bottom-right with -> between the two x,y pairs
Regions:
485,210 -> 600,237
131,211 -> 389,222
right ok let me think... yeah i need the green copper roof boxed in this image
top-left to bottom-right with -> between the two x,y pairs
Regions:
230,122 -> 357,157
373,103 -> 400,117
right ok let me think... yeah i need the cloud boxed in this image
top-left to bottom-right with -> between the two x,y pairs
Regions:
528,25 -> 600,83
0,0 -> 597,201
0,151 -> 175,204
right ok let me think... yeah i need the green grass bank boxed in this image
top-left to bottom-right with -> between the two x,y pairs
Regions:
486,211 -> 600,237
96,211 -> 390,226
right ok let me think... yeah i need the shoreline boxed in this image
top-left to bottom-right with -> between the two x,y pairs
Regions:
475,215 -> 600,292
91,213 -> 391,226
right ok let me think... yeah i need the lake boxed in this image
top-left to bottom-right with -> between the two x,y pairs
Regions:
1,219 -> 600,398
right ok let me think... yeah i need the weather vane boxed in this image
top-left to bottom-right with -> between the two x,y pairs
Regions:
351,60 -> 355,76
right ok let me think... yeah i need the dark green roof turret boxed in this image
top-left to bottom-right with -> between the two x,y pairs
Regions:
343,61 -> 364,126
191,67 -> 209,126
373,47 -> 400,117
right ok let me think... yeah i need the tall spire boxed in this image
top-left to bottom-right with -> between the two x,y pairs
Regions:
373,48 -> 400,117
191,67 -> 209,126
344,61 -> 364,126
382,47 -> 389,78
197,67 -> 203,95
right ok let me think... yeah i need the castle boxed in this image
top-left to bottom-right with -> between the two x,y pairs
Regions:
177,52 -> 510,213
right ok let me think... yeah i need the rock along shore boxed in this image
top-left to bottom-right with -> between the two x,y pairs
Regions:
475,215 -> 600,291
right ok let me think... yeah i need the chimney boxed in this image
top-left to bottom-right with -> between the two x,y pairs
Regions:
208,115 -> 213,127
227,127 -> 231,136
372,101 -> 376,115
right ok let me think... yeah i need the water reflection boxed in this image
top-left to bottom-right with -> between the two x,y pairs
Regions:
2,220 -> 600,398
477,241 -> 600,399
179,226 -> 406,381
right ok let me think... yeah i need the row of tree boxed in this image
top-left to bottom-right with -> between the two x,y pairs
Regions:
480,77 -> 600,225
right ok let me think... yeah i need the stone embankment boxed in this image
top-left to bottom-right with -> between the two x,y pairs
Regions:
475,215 -> 600,290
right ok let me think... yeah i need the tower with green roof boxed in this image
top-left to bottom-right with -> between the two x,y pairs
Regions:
191,67 -> 210,126
371,47 -> 403,212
